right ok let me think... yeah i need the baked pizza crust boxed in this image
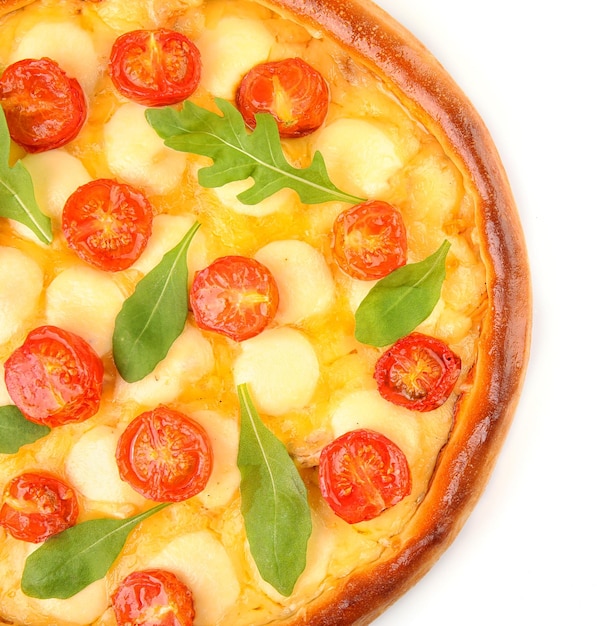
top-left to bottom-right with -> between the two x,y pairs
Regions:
0,0 -> 530,624
257,0 -> 531,623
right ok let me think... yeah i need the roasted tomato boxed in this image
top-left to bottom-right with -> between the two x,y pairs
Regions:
0,472 -> 79,543
0,57 -> 86,153
190,255 -> 279,342
236,57 -> 329,137
112,569 -> 195,626
109,29 -> 202,106
4,325 -> 104,427
318,429 -> 411,524
62,178 -> 153,272
332,200 -> 407,280
374,332 -> 461,411
116,406 -> 213,503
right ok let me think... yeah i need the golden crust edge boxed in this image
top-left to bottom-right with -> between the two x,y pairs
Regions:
257,0 -> 532,623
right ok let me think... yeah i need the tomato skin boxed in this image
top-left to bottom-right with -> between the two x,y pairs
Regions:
318,429 -> 411,524
374,332 -> 462,412
189,255 -> 279,342
0,57 -> 86,153
116,406 -> 213,503
4,325 -> 104,427
112,569 -> 195,626
0,472 -> 79,543
62,178 -> 153,272
332,200 -> 407,280
236,57 -> 329,138
109,29 -> 202,106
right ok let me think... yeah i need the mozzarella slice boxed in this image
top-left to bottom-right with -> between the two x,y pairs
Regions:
197,17 -> 274,99
22,149 -> 92,224
190,410 -> 240,510
9,22 -> 100,95
0,247 -> 43,346
144,530 -> 240,626
213,179 -> 295,217
330,389 -> 421,458
92,0 -> 204,30
104,103 -> 187,196
45,265 -> 125,356
254,240 -> 335,325
114,323 -> 214,408
313,118 -> 403,197
233,327 -> 319,416
64,425 -> 146,508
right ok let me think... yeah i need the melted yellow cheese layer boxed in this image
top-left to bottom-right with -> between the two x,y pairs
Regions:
0,1 -> 487,624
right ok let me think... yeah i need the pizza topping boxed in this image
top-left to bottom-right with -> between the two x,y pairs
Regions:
236,57 -> 330,138
374,332 -> 461,411
190,255 -> 279,342
116,406 -> 213,502
0,57 -> 86,153
109,29 -> 202,106
332,200 -> 408,280
62,178 -> 153,272
355,240 -> 451,347
21,502 -> 169,600
3,325 -> 104,427
111,569 -> 195,626
237,384 -> 312,596
146,98 -> 364,204
0,406 -> 50,454
113,222 -> 200,383
0,472 -> 79,543
318,429 -> 411,524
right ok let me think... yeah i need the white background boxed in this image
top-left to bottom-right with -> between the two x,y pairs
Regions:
368,1 -> 606,624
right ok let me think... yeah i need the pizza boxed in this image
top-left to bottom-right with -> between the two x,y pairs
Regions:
0,0 -> 531,624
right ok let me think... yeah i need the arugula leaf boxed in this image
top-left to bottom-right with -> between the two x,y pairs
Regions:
21,503 -> 169,599
146,98 -> 364,205
355,240 -> 451,347
0,108 -> 52,244
113,222 -> 200,383
237,383 -> 312,596
0,405 -> 50,453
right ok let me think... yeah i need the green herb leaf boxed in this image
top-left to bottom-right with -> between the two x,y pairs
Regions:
0,108 -> 52,244
146,98 -> 364,205
113,222 -> 200,383
21,503 -> 169,599
355,240 -> 451,347
237,383 -> 312,596
0,405 -> 50,453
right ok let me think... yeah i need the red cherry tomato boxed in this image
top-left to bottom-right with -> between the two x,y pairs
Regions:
332,200 -> 407,280
116,406 -> 213,503
189,255 -> 279,342
0,472 -> 79,543
4,325 -> 104,427
236,57 -> 329,137
318,429 -> 411,524
0,57 -> 86,153
112,569 -> 195,626
374,332 -> 461,412
62,178 -> 153,272
109,29 -> 202,106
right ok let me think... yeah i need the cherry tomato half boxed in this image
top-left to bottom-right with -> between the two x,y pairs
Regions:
236,57 -> 329,138
62,178 -> 153,272
0,57 -> 86,153
189,255 -> 279,342
318,429 -> 411,524
109,29 -> 202,106
112,569 -> 195,626
4,325 -> 104,427
374,332 -> 462,412
0,472 -> 79,543
332,200 -> 407,280
116,406 -> 213,503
